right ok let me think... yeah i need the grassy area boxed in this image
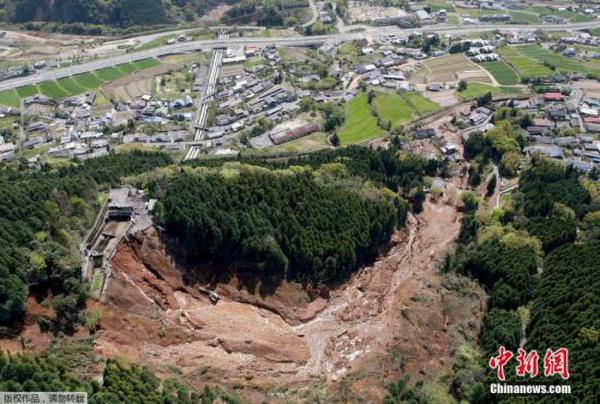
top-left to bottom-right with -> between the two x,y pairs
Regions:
339,93 -> 383,145
428,2 -> 456,12
402,92 -> 440,116
373,93 -> 414,129
117,63 -> 136,75
0,89 -> 21,107
16,85 -> 39,98
38,81 -> 69,98
133,58 -> 161,70
267,132 -> 330,154
57,77 -> 88,96
73,72 -> 105,90
518,44 -> 598,76
457,83 -> 521,101
95,66 -> 128,81
373,91 -> 440,130
481,61 -> 520,85
499,46 -> 553,79
509,11 -> 539,24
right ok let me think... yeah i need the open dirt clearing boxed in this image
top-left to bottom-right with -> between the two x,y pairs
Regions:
94,193 -> 485,400
104,64 -> 174,100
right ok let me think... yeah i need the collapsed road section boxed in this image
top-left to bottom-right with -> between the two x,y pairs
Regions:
81,188 -> 155,298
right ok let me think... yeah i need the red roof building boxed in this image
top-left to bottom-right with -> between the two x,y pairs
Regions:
544,92 -> 564,102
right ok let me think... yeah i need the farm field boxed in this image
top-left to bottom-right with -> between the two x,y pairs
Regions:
373,93 -> 414,129
373,91 -> 440,130
117,63 -> 137,75
133,58 -> 161,70
499,46 -> 553,79
425,54 -> 490,83
268,132 -> 330,154
38,81 -> 69,98
517,44 -> 599,76
0,58 -> 163,105
16,85 -> 39,98
73,73 -> 105,90
338,93 -> 383,145
457,83 -> 522,101
402,92 -> 441,115
481,61 -> 520,85
0,89 -> 21,107
57,77 -> 88,96
95,66 -> 128,82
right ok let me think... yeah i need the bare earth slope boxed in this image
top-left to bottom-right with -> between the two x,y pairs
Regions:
94,196 -> 485,401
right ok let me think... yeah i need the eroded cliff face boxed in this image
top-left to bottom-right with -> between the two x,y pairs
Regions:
93,197 -> 486,401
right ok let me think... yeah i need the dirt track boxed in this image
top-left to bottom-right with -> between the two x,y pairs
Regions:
95,195 -> 485,400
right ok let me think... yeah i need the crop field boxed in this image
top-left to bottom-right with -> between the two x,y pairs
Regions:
38,81 -> 69,98
339,93 -> 383,144
117,63 -> 136,74
1,58 -> 163,105
509,11 -> 539,24
457,83 -> 522,101
499,46 -> 553,79
73,73 -> 105,90
518,44 -> 599,76
374,93 -> 414,129
95,66 -> 128,81
133,58 -> 161,70
56,77 -> 87,95
425,54 -> 490,83
374,91 -> 440,130
402,92 -> 441,115
481,61 -> 520,85
16,85 -> 39,98
0,90 -> 21,107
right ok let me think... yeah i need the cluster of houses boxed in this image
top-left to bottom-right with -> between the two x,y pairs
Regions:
513,93 -> 599,172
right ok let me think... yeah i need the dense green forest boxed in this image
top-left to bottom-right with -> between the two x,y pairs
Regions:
157,162 -> 405,286
0,0 -> 307,34
448,155 -> 600,403
188,146 -> 437,213
0,341 -> 237,403
163,146 -> 437,287
0,151 -> 172,330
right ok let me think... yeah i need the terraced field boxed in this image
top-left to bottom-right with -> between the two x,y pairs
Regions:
38,81 -> 69,98
74,73 -> 106,90
373,91 -> 441,130
95,66 -> 128,81
133,58 -> 161,70
0,58 -> 162,105
499,46 -> 553,79
57,77 -> 88,96
0,90 -> 20,107
15,85 -> 39,98
518,44 -> 599,76
339,93 -> 383,144
457,83 -> 522,101
481,61 -> 520,85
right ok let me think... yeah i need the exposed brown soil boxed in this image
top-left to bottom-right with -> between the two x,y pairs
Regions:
103,64 -> 175,100
92,194 -> 485,401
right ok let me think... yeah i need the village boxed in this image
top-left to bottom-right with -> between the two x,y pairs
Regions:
0,1 -> 599,173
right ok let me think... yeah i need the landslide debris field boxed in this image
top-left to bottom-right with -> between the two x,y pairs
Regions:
94,194 -> 485,401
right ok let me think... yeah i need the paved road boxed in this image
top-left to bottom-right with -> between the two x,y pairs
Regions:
185,32 -> 225,160
1,21 -> 598,91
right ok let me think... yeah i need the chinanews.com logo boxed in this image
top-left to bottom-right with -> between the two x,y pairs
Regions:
488,346 -> 572,395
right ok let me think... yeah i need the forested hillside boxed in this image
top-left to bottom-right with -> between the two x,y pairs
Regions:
157,161 -> 407,286
0,343 -> 238,403
448,156 -> 600,403
0,0 -> 234,34
0,151 -> 172,330
0,0 -> 306,34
